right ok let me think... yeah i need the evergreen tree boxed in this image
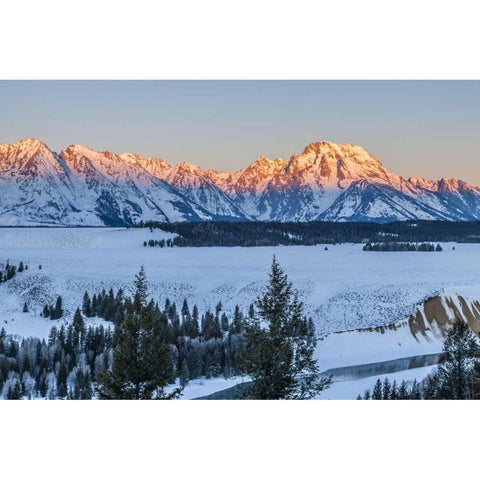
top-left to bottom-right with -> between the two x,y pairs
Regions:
98,268 -> 181,399
6,380 -> 22,400
390,380 -> 398,400
434,319 -> 480,399
221,313 -> 229,332
232,305 -> 244,334
410,379 -> 421,399
91,294 -> 98,316
133,265 -> 148,309
422,372 -> 441,399
52,296 -> 63,320
191,305 -> 200,338
181,298 -> 190,319
23,302 -> 29,313
382,377 -> 391,400
240,257 -> 331,399
372,378 -> 383,399
73,308 -> 85,334
179,359 -> 190,387
398,380 -> 409,399
82,291 -> 92,317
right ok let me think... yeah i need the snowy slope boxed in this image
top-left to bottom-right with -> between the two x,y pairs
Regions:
163,162 -> 249,220
61,145 -> 215,225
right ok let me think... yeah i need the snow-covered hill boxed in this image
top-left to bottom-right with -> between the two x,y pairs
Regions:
1,138 -> 480,225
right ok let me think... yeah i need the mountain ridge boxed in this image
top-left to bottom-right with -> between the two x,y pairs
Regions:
1,138 -> 479,226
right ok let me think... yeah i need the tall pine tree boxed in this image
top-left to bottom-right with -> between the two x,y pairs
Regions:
98,267 -> 181,399
434,319 -> 480,399
240,257 -> 331,399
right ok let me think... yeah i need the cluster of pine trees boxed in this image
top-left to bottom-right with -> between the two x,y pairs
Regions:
2,259 -> 328,400
0,260 -> 28,283
82,289 -> 126,324
359,377 -> 422,400
363,242 -> 443,252
359,319 -> 480,400
96,260 -> 327,400
0,310 -> 113,399
1,272 -> 254,398
81,280 -> 250,380
143,239 -> 174,248
41,296 -> 64,320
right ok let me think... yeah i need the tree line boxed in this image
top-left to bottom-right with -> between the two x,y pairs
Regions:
133,220 -> 480,247
363,242 -> 443,252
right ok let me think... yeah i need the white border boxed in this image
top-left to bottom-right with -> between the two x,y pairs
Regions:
1,1 -> 479,478
1,0 -> 480,79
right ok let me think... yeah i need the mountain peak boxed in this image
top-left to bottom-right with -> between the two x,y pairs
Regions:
247,155 -> 286,171
4,138 -> 53,157
17,137 -> 49,147
301,140 -> 339,154
174,161 -> 198,170
0,138 -> 58,166
63,144 -> 100,157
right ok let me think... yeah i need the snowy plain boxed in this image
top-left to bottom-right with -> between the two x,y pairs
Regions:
1,227 -> 478,337
1,227 -> 479,398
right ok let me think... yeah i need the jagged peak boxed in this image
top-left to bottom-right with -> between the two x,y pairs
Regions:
16,137 -> 50,148
119,152 -> 170,166
172,160 -> 201,171
437,177 -> 476,193
439,177 -> 466,187
245,155 -> 286,170
301,140 -> 339,154
300,140 -> 370,156
408,176 -> 438,189
0,138 -> 53,154
409,176 -> 479,193
62,144 -> 102,157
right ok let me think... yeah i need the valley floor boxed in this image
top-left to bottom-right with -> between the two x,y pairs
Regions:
1,227 -> 479,399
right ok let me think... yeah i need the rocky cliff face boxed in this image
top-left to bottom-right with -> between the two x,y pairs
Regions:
408,293 -> 480,338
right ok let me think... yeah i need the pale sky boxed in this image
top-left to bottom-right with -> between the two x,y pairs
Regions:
1,80 -> 479,183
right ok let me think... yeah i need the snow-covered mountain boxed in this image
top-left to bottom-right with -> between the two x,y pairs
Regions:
208,141 -> 480,223
1,138 -> 480,225
0,139 -> 217,226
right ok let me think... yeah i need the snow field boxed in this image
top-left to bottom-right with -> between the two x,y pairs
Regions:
1,228 -> 479,338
